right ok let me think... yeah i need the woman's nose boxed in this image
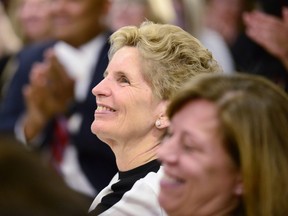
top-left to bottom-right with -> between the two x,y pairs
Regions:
92,77 -> 111,97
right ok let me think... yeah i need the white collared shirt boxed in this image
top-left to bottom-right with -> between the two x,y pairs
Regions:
54,34 -> 106,101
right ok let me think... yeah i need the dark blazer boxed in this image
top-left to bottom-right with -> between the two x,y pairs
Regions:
0,35 -> 117,194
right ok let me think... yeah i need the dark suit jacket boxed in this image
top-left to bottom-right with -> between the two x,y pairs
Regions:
0,35 -> 117,194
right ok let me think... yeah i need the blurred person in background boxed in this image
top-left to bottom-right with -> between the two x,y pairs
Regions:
201,0 -> 253,74
201,0 -> 244,73
0,0 -> 117,200
0,1 -> 22,100
170,0 -> 252,74
10,0 -> 53,44
106,0 -> 174,31
171,0 -> 203,38
203,0 -> 247,47
1,0 -> 53,101
0,2 -> 21,58
0,134 -> 90,216
232,0 -> 288,92
243,6 -> 288,70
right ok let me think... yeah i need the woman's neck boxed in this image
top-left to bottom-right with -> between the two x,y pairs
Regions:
115,142 -> 160,172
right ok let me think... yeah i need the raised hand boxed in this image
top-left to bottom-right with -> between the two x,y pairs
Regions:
23,49 -> 75,141
243,7 -> 288,70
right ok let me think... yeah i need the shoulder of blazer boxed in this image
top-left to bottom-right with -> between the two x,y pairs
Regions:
19,40 -> 56,56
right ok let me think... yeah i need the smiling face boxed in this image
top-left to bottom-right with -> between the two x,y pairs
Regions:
157,99 -> 242,216
91,46 -> 165,148
50,0 -> 108,46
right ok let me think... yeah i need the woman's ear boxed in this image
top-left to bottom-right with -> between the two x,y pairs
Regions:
155,115 -> 170,129
155,100 -> 170,129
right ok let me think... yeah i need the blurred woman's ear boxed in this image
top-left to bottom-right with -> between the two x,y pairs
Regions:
234,174 -> 243,196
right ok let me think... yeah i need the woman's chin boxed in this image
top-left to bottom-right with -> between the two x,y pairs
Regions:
91,121 -> 102,135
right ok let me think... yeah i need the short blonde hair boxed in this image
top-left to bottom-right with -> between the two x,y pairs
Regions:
109,21 -> 221,100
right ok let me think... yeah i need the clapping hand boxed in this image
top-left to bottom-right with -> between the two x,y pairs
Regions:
243,7 -> 288,70
23,49 -> 75,140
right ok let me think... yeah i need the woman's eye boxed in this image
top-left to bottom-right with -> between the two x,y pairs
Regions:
182,140 -> 200,153
118,75 -> 130,84
181,138 -> 195,152
182,144 -> 195,152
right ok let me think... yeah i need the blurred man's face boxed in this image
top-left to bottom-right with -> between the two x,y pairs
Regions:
50,0 -> 108,47
18,0 -> 52,42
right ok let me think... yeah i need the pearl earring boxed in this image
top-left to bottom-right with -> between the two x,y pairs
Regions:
155,120 -> 161,128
